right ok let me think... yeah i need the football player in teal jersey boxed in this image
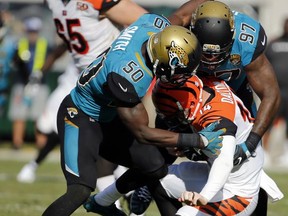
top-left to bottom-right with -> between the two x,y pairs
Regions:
42,14 -> 225,216
171,0 -> 280,166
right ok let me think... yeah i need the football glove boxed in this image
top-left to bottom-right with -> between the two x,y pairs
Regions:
233,132 -> 261,166
233,143 -> 251,166
198,121 -> 226,156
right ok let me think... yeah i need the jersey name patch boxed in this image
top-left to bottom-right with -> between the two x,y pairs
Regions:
113,26 -> 139,51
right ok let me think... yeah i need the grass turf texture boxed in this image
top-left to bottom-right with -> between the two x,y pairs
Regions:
0,146 -> 287,216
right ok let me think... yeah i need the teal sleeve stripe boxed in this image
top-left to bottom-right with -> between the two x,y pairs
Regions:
64,122 -> 79,176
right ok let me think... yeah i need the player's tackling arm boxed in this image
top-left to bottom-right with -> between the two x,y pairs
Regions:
117,102 -> 224,155
107,72 -> 223,152
117,103 -> 180,147
245,54 -> 281,138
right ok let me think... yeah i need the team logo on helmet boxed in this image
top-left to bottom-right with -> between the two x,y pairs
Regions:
168,41 -> 189,70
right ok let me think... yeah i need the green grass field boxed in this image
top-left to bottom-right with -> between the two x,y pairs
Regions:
0,145 -> 287,216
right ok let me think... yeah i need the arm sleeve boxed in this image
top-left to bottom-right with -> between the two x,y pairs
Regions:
251,24 -> 267,62
200,135 -> 235,201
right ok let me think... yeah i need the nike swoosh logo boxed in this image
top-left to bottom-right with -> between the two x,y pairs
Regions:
261,36 -> 266,46
235,157 -> 242,165
118,82 -> 127,92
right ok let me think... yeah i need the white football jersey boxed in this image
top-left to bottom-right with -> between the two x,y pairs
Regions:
46,0 -> 121,71
157,76 -> 266,213
37,0 -> 121,133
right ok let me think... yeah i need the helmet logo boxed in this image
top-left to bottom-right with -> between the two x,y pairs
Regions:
168,41 -> 189,72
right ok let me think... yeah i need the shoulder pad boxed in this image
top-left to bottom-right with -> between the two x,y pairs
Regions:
107,72 -> 140,107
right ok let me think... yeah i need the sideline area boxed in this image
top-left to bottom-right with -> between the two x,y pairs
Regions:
0,143 -> 59,163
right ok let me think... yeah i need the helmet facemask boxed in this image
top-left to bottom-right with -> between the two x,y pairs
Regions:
155,61 -> 194,86
152,75 -> 203,129
161,103 -> 192,132
201,42 -> 233,70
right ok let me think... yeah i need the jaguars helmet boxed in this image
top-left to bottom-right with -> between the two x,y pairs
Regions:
190,1 -> 235,69
152,75 -> 203,127
147,25 -> 202,85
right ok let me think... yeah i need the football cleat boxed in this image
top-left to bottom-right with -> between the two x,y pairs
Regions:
130,186 -> 152,215
83,195 -> 127,216
17,161 -> 38,183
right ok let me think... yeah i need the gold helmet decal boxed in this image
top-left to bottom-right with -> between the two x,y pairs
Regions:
168,40 -> 189,71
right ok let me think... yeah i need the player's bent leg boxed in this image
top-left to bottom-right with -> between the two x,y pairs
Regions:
88,165 -> 168,215
150,181 -> 182,216
42,184 -> 91,216
17,160 -> 38,183
127,165 -> 168,215
35,131 -> 60,165
83,194 -> 127,216
95,156 -> 124,209
251,187 -> 268,216
17,132 -> 59,183
116,164 -> 168,194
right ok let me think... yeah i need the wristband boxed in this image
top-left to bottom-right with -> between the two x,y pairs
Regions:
177,133 -> 201,149
246,132 -> 261,152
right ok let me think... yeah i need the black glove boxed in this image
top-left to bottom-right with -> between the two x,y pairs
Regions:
233,132 -> 261,166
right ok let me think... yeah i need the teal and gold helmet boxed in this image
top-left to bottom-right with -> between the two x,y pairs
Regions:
147,25 -> 202,85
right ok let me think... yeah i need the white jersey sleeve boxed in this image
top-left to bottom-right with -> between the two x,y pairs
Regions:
200,135 -> 235,201
46,0 -> 120,71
